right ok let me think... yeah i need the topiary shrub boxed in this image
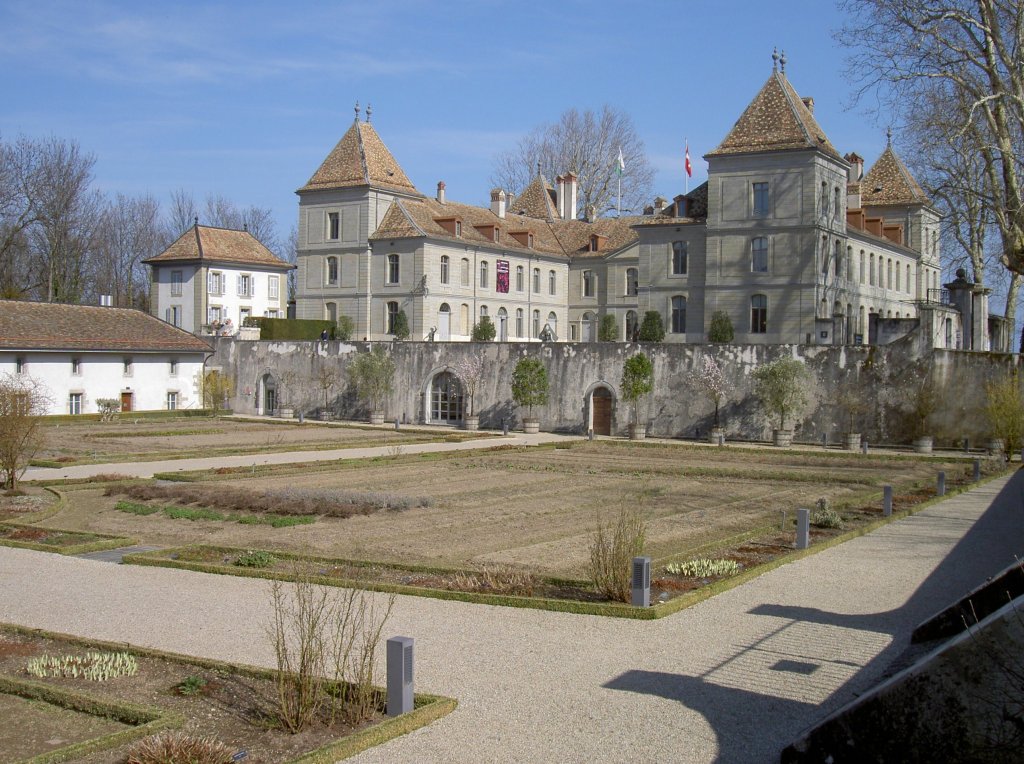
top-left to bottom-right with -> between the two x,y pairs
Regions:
472,316 -> 496,341
708,310 -> 735,343
638,310 -> 665,342
391,309 -> 410,340
598,314 -> 619,342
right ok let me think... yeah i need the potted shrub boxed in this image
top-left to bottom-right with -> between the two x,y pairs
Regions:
752,357 -> 810,447
983,371 -> 1023,458
904,367 -> 941,453
312,366 -> 340,420
689,355 -> 730,443
272,370 -> 297,419
348,346 -> 395,424
621,353 -> 654,440
454,354 -> 485,431
836,383 -> 870,450
511,357 -> 548,433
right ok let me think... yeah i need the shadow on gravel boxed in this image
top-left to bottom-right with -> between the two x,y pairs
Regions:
604,469 -> 1024,762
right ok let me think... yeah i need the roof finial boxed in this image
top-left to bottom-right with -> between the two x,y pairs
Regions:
779,50 -> 787,73
536,160 -> 542,177
772,47 -> 779,71
366,103 -> 372,123
886,125 -> 893,146
193,216 -> 199,227
354,101 -> 360,122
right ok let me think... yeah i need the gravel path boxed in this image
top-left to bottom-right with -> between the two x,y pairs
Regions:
1,472 -> 1020,762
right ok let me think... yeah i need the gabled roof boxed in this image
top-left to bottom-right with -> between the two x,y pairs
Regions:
0,301 -> 212,353
508,170 -> 559,221
861,145 -> 930,206
299,119 -> 421,195
143,224 -> 293,270
706,70 -> 842,161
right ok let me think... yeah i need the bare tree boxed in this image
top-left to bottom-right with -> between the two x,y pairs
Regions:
838,0 -> 1024,276
166,188 -> 197,239
284,226 -> 298,301
0,373 -> 52,491
491,105 -> 656,218
93,193 -> 164,309
202,194 -> 279,252
0,136 -> 40,299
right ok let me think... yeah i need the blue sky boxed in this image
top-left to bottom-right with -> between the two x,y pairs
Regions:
1,0 -> 884,242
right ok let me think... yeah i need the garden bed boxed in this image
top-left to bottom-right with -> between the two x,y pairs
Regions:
0,624 -> 455,763
0,523 -> 133,555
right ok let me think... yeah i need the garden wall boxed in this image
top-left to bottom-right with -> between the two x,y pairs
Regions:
209,336 -> 1018,446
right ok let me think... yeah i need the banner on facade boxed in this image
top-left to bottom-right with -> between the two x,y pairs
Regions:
496,260 -> 510,293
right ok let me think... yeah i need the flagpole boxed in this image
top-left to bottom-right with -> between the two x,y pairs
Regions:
685,136 -> 689,195
617,173 -> 621,217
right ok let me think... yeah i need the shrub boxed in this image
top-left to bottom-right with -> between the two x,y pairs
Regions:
335,315 -> 355,341
115,501 -> 159,516
598,314 -> 619,342
665,558 -> 740,577
751,357 -> 810,430
637,310 -> 665,342
0,373 -> 53,490
588,507 -> 646,602
621,353 -> 654,426
391,309 -> 410,340
811,497 -> 844,529
471,315 -> 496,342
174,675 -> 208,696
984,371 -> 1024,455
234,549 -> 277,568
164,506 -> 224,521
511,357 -> 549,419
708,310 -> 735,343
247,317 -> 335,341
27,651 -> 138,681
452,565 -> 539,596
127,732 -> 234,764
348,347 -> 395,414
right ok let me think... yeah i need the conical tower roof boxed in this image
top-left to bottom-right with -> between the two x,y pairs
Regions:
707,69 -> 841,160
299,117 -> 421,195
861,143 -> 930,206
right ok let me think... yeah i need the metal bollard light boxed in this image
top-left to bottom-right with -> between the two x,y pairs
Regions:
796,508 -> 810,550
973,459 -> 981,482
964,437 -> 970,454
631,556 -> 651,608
386,636 -> 414,717
883,485 -> 893,517
395,418 -> 400,431
937,471 -> 946,496
502,418 -> 509,436
821,433 -> 828,449
861,439 -> 868,455
588,428 -> 594,441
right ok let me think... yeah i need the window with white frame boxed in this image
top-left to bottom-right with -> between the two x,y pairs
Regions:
237,273 -> 252,297
549,270 -> 556,296
68,393 -> 82,415
516,265 -> 524,292
326,257 -> 339,286
753,182 -> 769,216
461,258 -> 470,286
15,358 -> 24,374
387,254 -> 400,284
123,357 -> 133,377
515,308 -> 524,337
71,358 -> 81,376
671,296 -> 686,333
328,211 -> 340,240
268,275 -> 279,299
170,270 -> 183,297
165,306 -> 181,327
479,260 -> 488,288
582,270 -> 595,297
440,255 -> 450,285
750,295 -> 767,333
166,391 -> 178,411
208,271 -> 224,295
751,237 -> 768,273
208,306 -> 223,324
672,241 -> 688,275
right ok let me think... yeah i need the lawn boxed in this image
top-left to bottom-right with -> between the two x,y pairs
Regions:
42,441 -> 988,579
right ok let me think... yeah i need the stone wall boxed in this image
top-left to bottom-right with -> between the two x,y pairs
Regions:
210,336 -> 1018,445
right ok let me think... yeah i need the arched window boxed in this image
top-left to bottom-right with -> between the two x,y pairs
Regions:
895,260 -> 901,291
516,308 -> 524,337
533,268 -> 540,293
820,181 -> 829,217
532,309 -> 540,338
386,301 -> 399,333
887,258 -> 893,289
626,267 -> 638,296
430,372 -> 463,423
583,270 -> 595,297
625,310 -> 638,341
672,241 -> 688,274
326,256 -> 339,285
822,235 -> 829,275
479,260 -> 488,288
907,264 -> 912,296
847,246 -> 853,281
497,307 -> 508,341
440,255 -> 449,285
751,237 -> 768,273
461,258 -> 470,286
869,254 -> 875,286
834,186 -> 841,220
549,270 -> 556,295
479,304 -> 488,318
460,303 -> 470,335
546,312 -> 558,340
516,265 -> 524,291
750,294 -> 767,333
834,240 -> 842,278
671,296 -> 686,333
387,254 -> 399,284
860,250 -> 866,283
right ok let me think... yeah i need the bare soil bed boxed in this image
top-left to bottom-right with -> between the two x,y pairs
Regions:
34,417 -> 481,466
42,441 -> 991,580
0,626 -> 449,764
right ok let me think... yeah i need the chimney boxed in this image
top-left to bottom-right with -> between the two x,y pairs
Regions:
653,196 -> 667,213
490,188 -> 506,219
99,294 -> 113,307
802,96 -> 814,114
436,181 -> 446,204
556,172 -> 578,220
844,152 -> 864,182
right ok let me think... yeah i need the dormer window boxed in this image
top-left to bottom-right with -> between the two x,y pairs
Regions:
474,224 -> 501,242
435,217 -> 463,237
589,234 -> 608,252
509,230 -> 534,248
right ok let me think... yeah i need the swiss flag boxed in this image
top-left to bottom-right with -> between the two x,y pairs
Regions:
684,142 -> 693,178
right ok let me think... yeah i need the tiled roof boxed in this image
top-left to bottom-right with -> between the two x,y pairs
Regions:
0,301 -> 213,352
707,71 -> 842,160
299,120 -> 421,195
507,171 -> 559,221
861,145 -> 930,206
144,225 -> 293,269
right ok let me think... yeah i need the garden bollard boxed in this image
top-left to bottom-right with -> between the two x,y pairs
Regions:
780,509 -> 787,530
718,433 -> 725,446
821,433 -> 828,449
297,411 -> 303,424
937,471 -> 946,496
631,556 -> 651,608
973,459 -> 981,482
395,418 -> 400,430
883,485 -> 893,517
861,439 -> 868,455
589,428 -> 594,441
964,438 -> 970,454
502,418 -> 509,436
796,508 -> 810,550
386,636 -> 414,716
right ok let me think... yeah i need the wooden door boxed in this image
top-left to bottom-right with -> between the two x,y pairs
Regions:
120,392 -> 133,412
592,388 -> 612,436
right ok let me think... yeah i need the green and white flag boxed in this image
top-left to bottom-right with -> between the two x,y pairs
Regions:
616,147 -> 625,176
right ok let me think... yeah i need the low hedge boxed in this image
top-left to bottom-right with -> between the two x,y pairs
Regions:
247,317 -> 337,340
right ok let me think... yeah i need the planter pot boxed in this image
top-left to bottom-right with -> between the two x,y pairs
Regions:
463,415 -> 479,431
629,423 -> 647,441
844,433 -> 862,451
987,438 -> 1005,455
318,410 -> 332,421
277,407 -> 294,419
773,429 -> 794,447
709,427 -> 725,445
522,418 -> 540,434
913,436 -> 933,454
369,411 -> 385,425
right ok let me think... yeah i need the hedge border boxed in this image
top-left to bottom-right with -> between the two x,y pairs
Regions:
0,674 -> 180,764
1,623 -> 456,764
0,517 -> 134,556
123,467 -> 1013,620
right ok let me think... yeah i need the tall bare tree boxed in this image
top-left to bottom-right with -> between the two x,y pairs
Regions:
838,0 -> 1024,278
93,193 -> 164,309
0,136 -> 39,299
491,105 -> 656,219
166,188 -> 198,239
203,194 -> 279,252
